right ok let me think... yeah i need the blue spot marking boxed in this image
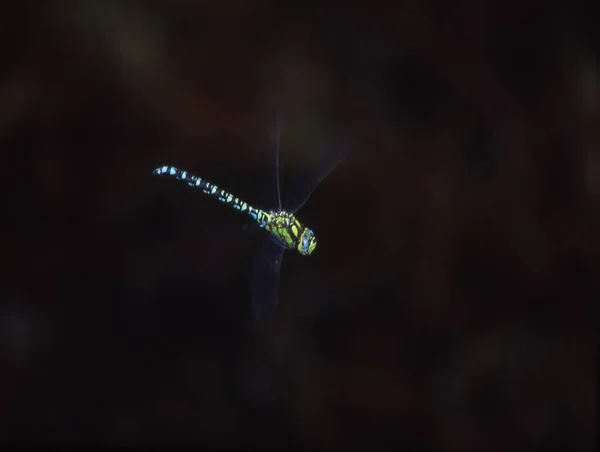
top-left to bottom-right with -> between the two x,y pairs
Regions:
181,171 -> 187,179
169,167 -> 177,175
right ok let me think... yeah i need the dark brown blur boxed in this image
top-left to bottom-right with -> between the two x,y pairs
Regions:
0,1 -> 597,449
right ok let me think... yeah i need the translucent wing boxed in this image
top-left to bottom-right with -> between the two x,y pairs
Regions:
283,132 -> 349,214
274,110 -> 282,211
251,237 -> 286,322
256,109 -> 283,211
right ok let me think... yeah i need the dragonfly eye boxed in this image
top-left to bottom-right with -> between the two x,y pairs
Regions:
298,228 -> 317,256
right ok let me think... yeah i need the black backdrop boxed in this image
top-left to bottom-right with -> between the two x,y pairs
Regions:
0,1 -> 597,449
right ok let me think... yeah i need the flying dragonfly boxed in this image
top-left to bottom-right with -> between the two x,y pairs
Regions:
152,121 -> 347,321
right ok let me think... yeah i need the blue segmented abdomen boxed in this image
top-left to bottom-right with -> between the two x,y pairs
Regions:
152,165 -> 271,227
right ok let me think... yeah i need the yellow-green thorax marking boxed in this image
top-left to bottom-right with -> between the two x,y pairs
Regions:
264,210 -> 317,256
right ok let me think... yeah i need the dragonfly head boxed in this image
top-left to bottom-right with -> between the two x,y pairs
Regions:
297,227 -> 317,256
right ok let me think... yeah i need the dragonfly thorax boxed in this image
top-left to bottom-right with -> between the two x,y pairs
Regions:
265,211 -> 317,256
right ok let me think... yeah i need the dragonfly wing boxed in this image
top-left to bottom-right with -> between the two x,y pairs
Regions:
283,132 -> 349,214
255,112 -> 282,211
251,237 -> 286,322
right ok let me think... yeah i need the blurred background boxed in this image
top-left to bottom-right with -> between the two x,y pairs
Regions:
0,1 -> 597,449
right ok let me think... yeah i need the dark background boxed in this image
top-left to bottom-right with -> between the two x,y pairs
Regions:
1,1 -> 597,449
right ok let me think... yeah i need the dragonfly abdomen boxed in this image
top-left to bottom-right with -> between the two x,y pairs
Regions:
153,165 -> 270,226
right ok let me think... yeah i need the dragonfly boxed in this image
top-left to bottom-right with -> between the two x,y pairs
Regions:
152,120 -> 346,321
